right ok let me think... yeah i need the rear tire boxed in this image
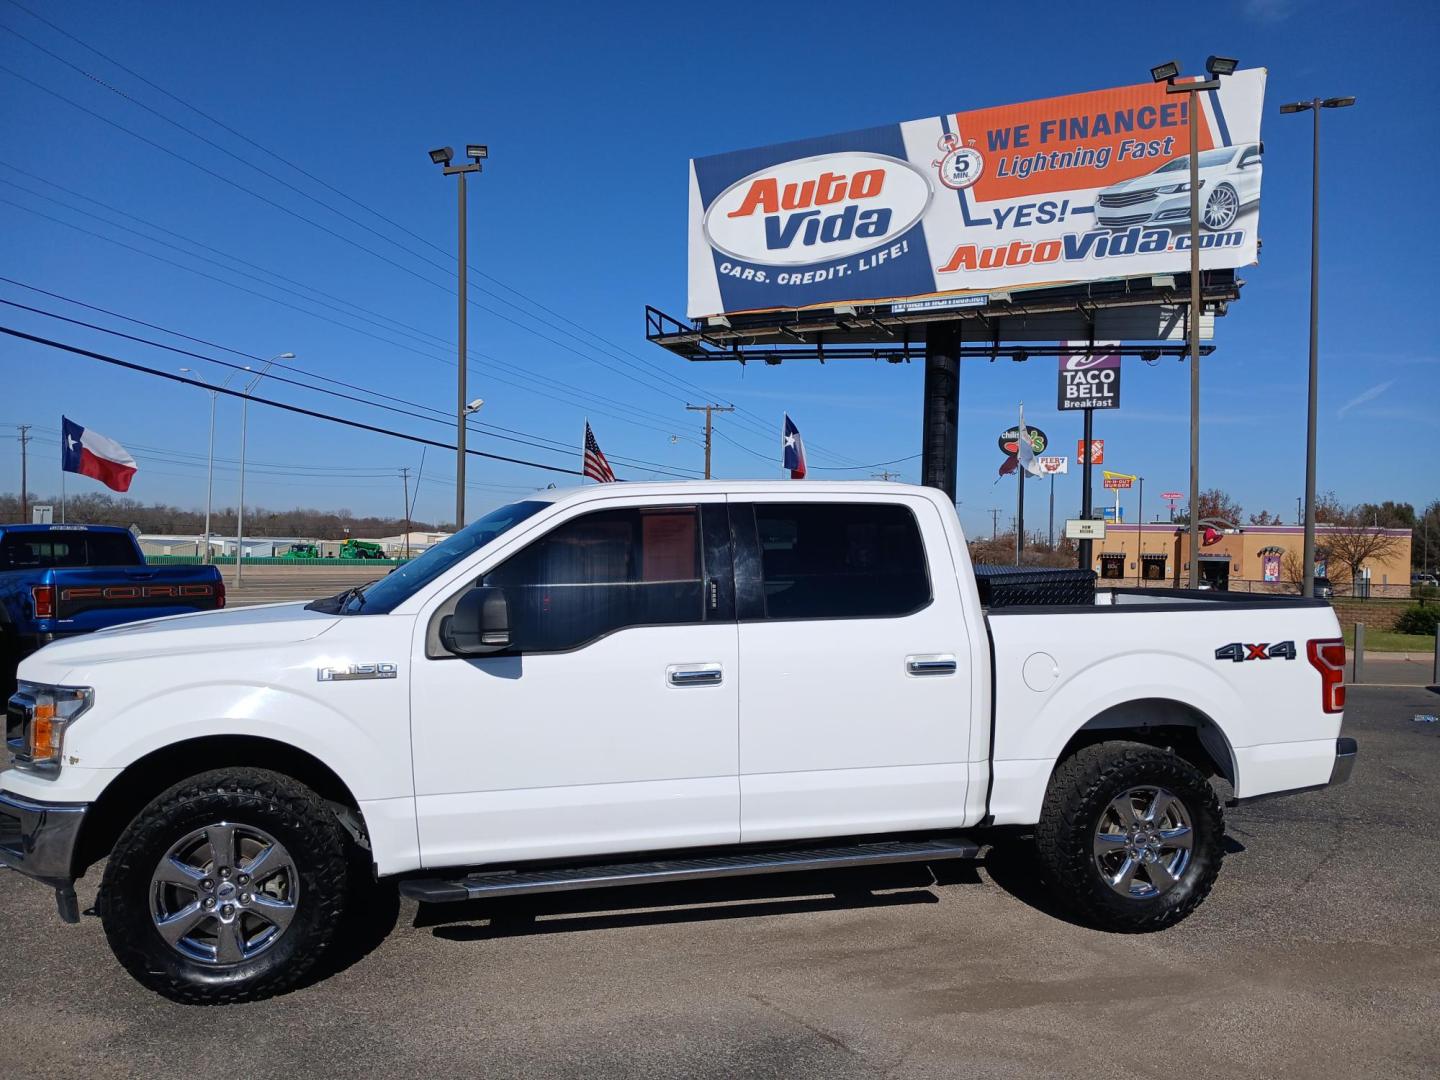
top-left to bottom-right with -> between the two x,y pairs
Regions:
99,767 -> 349,1004
1035,741 -> 1223,932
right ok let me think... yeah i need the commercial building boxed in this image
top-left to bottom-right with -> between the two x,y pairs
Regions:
1088,522 -> 1414,596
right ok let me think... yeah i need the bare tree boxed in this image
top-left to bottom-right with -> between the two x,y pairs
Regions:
1322,517 -> 1404,593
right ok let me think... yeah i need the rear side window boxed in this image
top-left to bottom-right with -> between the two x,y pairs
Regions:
751,503 -> 930,620
480,506 -> 706,652
0,533 -> 139,569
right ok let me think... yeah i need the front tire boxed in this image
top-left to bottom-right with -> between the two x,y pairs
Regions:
1202,183 -> 1240,230
1035,741 -> 1223,932
99,767 -> 349,1004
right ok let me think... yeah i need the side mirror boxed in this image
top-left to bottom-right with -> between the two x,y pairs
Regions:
440,585 -> 511,656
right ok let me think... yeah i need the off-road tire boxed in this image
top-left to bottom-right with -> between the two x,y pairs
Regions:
1035,741 -> 1223,932
99,767 -> 349,1004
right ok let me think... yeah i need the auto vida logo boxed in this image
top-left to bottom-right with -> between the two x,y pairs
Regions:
703,152 -> 931,267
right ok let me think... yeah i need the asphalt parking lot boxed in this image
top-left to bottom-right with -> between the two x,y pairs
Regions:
2,684 -> 1437,1080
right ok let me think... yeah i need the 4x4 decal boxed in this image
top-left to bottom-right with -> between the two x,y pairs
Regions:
1214,641 -> 1297,663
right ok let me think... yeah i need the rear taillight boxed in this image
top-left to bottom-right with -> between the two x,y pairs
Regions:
215,581 -> 226,609
31,585 -> 55,618
1307,638 -> 1346,714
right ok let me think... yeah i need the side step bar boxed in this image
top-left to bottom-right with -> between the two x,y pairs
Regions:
399,836 -> 979,904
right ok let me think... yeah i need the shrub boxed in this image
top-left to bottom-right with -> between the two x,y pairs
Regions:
1394,604 -> 1439,636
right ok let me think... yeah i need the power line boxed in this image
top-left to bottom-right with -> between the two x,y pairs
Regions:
0,324 -> 585,477
0,9 -> 881,465
0,19 -> 851,460
0,296 -> 702,479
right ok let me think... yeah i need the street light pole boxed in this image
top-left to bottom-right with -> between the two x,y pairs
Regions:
1282,95 -> 1355,597
235,353 -> 294,586
180,366 -> 247,563
429,144 -> 486,529
1153,56 -> 1237,588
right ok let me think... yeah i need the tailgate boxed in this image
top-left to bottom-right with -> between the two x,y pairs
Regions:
50,567 -> 223,624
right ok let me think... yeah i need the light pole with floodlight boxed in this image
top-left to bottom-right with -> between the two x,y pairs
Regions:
429,143 -> 487,528
1280,94 -> 1356,598
234,352 -> 294,585
1150,56 -> 1238,587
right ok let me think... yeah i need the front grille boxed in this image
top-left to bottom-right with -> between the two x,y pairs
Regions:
1096,189 -> 1158,207
1096,212 -> 1153,227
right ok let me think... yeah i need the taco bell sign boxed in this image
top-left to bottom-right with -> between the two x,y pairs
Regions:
1058,344 -> 1121,411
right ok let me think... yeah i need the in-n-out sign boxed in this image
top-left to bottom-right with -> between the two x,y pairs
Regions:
1058,351 -> 1122,411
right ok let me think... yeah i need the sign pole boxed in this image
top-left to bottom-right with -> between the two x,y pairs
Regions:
1048,472 -> 1055,549
1136,476 -> 1144,587
1016,467 -> 1025,564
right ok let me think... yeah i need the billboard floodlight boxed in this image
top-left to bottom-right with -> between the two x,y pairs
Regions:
1205,55 -> 1239,77
1150,61 -> 1180,83
429,146 -> 454,166
466,144 -> 488,160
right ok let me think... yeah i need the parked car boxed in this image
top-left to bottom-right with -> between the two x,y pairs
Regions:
1314,576 -> 1335,599
1095,142 -> 1262,232
1,483 -> 1353,1003
1412,573 -> 1438,588
0,524 -> 224,694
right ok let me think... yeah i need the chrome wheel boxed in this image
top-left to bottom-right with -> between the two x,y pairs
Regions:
149,821 -> 299,965
1202,185 -> 1239,230
1092,786 -> 1194,899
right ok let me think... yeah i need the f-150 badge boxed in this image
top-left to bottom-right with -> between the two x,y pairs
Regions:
317,663 -> 398,682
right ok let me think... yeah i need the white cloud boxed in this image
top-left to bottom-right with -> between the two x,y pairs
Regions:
1337,379 -> 1396,418
1242,0 -> 1295,22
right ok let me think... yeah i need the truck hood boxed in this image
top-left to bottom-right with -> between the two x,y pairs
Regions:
21,603 -> 340,676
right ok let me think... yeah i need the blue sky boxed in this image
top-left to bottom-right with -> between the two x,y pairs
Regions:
1,0 -> 1436,539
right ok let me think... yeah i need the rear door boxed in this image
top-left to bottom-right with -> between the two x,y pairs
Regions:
731,494 -> 974,843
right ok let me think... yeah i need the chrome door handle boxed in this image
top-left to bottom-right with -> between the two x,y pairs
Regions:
906,654 -> 957,677
667,663 -> 723,687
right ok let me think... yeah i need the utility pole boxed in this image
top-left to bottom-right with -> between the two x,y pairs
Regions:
686,403 -> 734,479
400,467 -> 412,560
989,508 -> 1001,540
1296,495 -> 1303,526
17,424 -> 31,522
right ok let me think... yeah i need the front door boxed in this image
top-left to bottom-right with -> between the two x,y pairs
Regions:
731,495 -> 975,843
410,498 -> 738,869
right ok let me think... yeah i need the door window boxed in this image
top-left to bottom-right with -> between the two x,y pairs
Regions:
480,506 -> 706,652
747,503 -> 930,620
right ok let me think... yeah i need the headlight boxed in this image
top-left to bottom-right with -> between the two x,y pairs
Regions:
5,682 -> 94,776
1155,180 -> 1205,194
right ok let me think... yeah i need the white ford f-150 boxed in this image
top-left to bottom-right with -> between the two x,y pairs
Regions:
2,482 -> 1354,1003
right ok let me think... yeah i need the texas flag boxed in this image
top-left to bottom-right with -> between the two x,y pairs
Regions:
782,413 -> 807,479
61,417 -> 137,492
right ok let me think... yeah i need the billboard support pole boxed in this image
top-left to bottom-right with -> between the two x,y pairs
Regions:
920,322 -> 960,503
1078,334 -> 1095,573
1048,472 -> 1055,550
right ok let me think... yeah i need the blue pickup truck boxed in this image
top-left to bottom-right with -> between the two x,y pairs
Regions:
0,524 -> 225,691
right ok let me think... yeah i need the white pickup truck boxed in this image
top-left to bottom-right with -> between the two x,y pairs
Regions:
2,482 -> 1354,1003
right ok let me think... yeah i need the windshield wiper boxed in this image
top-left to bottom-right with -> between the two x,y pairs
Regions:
305,583 -> 367,615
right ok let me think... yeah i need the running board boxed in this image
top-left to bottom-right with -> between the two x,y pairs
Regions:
399,837 -> 979,904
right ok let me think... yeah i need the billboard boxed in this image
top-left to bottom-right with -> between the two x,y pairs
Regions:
688,70 -> 1266,318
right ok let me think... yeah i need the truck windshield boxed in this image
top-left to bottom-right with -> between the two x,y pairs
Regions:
327,500 -> 550,615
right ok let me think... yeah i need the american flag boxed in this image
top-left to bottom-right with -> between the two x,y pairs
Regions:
583,421 -> 615,483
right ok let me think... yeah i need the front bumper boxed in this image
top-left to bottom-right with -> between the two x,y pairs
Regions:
0,790 -> 88,922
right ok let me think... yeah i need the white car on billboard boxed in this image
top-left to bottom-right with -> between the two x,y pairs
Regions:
1094,143 -> 1262,232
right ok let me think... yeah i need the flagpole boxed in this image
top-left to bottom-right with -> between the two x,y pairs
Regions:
582,419 -> 587,484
